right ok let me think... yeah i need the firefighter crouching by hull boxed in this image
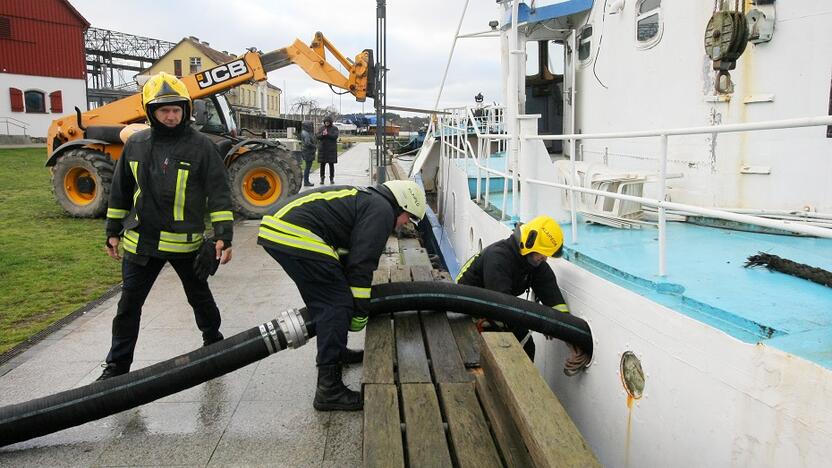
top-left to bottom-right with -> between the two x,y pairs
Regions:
99,72 -> 234,380
457,215 -> 590,374
258,180 -> 426,411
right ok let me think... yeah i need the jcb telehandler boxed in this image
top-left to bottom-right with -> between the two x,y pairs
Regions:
45,32 -> 373,218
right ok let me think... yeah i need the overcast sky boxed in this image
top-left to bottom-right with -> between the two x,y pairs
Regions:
71,0 -> 505,116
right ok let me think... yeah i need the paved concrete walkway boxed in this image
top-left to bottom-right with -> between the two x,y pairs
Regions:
0,143 -> 375,467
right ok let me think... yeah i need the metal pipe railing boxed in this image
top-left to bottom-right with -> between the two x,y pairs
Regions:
434,112 -> 832,276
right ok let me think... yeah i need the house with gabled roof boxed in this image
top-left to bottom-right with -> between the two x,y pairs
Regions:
0,0 -> 89,137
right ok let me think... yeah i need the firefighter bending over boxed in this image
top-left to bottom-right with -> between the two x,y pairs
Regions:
258,180 -> 426,411
457,215 -> 589,374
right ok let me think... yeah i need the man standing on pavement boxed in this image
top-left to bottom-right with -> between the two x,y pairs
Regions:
99,72 -> 234,380
317,115 -> 339,185
456,215 -> 589,373
300,121 -> 316,187
258,180 -> 426,411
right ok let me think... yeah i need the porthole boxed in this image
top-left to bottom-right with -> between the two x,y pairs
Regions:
635,0 -> 663,49
620,351 -> 645,399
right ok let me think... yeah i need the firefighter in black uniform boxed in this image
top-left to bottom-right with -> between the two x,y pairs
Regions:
258,180 -> 426,411
98,72 -> 234,380
457,215 -> 586,369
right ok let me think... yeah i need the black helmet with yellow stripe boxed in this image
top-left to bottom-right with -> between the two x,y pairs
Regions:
141,72 -> 191,131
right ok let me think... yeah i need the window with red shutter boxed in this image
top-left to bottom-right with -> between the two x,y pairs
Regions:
49,91 -> 63,113
9,88 -> 23,112
174,60 -> 182,77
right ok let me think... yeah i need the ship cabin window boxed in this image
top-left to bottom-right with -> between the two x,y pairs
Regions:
578,26 -> 593,62
636,0 -> 662,48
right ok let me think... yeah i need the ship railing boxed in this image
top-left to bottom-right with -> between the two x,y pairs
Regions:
440,113 -> 832,276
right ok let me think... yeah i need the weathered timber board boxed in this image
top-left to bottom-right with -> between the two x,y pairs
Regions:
364,384 -> 405,468
482,332 -> 600,467
421,311 -> 471,383
390,265 -> 412,283
394,311 -> 431,383
409,264 -> 433,282
401,247 -> 432,266
438,382 -> 503,468
364,314 -> 395,384
398,237 -> 422,250
430,268 -> 482,367
401,383 -> 453,467
474,373 -> 534,468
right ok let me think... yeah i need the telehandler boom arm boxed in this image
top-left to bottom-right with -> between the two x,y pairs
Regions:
48,32 -> 373,152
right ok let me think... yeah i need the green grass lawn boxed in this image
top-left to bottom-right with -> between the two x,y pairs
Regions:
0,148 -> 121,355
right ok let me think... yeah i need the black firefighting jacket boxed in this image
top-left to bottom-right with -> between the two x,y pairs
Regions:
105,126 -> 233,258
456,235 -> 569,312
257,184 -> 399,302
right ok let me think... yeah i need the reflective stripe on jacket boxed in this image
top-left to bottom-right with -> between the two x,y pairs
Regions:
258,185 -> 398,297
105,126 -> 233,258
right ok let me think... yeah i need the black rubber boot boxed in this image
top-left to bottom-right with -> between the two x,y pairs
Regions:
96,363 -> 129,381
341,347 -> 364,365
313,364 -> 362,411
304,180 -> 315,187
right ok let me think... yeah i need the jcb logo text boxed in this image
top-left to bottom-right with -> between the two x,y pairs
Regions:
196,60 -> 248,89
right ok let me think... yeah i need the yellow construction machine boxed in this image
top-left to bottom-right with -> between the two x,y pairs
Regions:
46,32 -> 374,218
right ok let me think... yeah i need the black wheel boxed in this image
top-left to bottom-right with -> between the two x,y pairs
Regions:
50,148 -> 114,218
228,150 -> 300,219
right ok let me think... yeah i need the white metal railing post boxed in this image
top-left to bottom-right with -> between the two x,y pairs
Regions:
568,30 -> 579,244
658,133 -> 668,277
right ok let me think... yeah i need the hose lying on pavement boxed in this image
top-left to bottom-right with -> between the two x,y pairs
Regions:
0,281 -> 592,447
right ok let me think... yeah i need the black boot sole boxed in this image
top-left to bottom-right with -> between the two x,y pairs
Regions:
313,400 -> 363,411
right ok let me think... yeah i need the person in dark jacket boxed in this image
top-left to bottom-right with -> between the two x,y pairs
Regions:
258,180 -> 426,411
317,115 -> 339,184
98,72 -> 234,380
457,215 -> 587,372
300,121 -> 316,187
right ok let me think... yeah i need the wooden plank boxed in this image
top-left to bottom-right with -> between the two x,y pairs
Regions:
398,237 -> 422,250
401,247 -> 432,266
438,383 -> 503,468
394,312 -> 431,383
474,373 -> 535,468
448,314 -> 481,368
364,384 -> 405,468
409,264 -> 433,282
422,311 -> 471,383
373,265 -> 391,285
364,314 -> 395,384
481,332 -> 600,467
401,383 -> 453,467
430,268 -> 481,367
390,265 -> 412,283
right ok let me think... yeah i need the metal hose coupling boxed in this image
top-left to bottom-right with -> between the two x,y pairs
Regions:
276,307 -> 310,349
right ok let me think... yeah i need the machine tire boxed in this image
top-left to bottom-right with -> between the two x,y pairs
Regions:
228,150 -> 300,219
51,148 -> 114,218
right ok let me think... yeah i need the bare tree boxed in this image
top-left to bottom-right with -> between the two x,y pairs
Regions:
291,97 -> 318,121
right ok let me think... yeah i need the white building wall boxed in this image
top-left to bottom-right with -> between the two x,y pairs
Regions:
0,74 -> 87,138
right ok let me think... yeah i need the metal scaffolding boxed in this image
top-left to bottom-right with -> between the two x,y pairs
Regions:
85,27 -> 176,108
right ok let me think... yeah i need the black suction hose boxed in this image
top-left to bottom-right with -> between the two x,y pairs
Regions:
0,282 -> 592,447
368,281 -> 593,354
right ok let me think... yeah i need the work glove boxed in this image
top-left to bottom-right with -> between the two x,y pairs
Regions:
350,298 -> 370,332
193,239 -> 220,282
